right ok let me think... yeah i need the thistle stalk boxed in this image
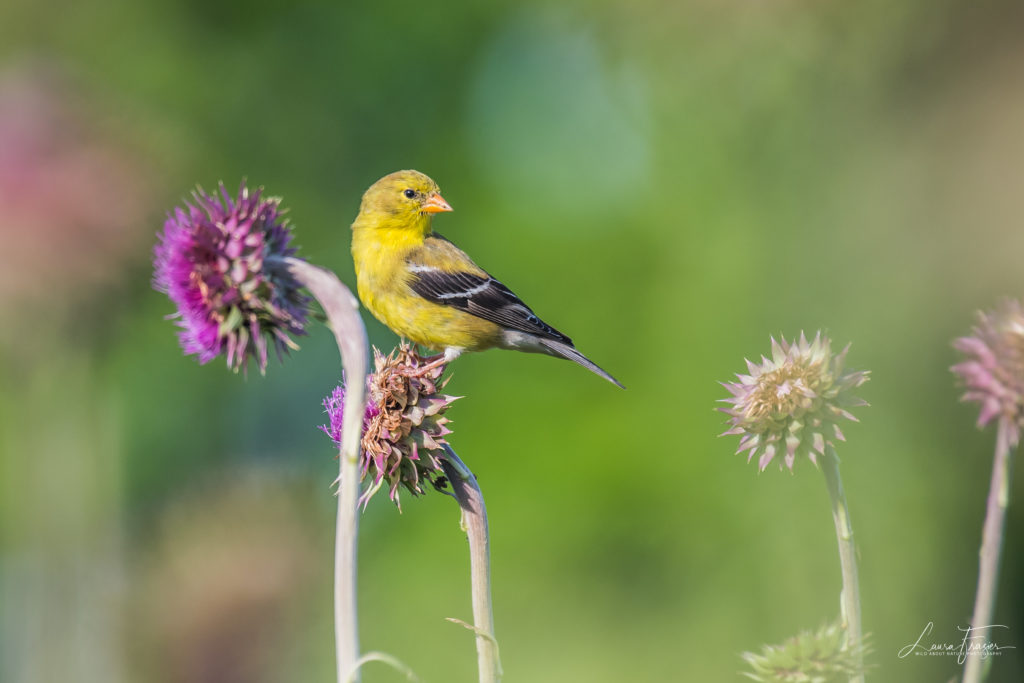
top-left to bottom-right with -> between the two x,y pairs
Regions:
441,446 -> 501,683
962,419 -> 1015,683
721,333 -> 870,682
821,447 -> 864,683
283,257 -> 368,683
152,184 -> 368,682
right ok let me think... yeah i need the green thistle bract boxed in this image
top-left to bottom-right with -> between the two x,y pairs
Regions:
742,621 -> 870,683
720,332 -> 869,471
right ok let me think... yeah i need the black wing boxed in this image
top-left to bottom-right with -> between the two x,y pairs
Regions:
409,268 -> 573,345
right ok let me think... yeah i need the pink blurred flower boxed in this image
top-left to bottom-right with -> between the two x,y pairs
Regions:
0,68 -> 151,312
952,298 -> 1024,446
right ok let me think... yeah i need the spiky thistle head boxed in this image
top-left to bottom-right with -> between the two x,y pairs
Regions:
720,332 -> 869,471
952,298 -> 1024,447
741,621 -> 870,683
153,182 -> 310,374
321,342 -> 459,509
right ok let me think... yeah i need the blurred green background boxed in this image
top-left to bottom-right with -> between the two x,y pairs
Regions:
1,0 -> 1023,681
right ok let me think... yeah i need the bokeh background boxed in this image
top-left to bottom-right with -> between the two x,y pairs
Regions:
2,0 -> 1023,681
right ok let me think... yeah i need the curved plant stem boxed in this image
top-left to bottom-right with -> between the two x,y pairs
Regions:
344,651 -> 420,682
963,419 -> 1015,683
283,257 -> 368,683
441,446 -> 502,683
821,447 -> 864,683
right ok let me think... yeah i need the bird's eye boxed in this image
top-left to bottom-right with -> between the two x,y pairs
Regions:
403,189 -> 416,199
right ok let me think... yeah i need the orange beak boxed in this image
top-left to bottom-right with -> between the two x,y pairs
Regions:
422,192 -> 453,213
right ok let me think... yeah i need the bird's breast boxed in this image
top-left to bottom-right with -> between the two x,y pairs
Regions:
351,228 -> 501,352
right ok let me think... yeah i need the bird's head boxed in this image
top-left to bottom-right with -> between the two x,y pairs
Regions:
355,170 -> 453,230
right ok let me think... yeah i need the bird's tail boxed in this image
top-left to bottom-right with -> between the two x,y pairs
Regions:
537,338 -> 625,389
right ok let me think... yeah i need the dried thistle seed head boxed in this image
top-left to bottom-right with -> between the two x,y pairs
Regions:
153,182 -> 310,374
952,298 -> 1024,446
720,332 -> 869,471
321,342 -> 459,509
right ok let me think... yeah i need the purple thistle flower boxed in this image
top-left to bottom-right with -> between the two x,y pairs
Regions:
153,182 -> 310,373
952,298 -> 1024,447
320,342 -> 459,509
719,332 -> 869,471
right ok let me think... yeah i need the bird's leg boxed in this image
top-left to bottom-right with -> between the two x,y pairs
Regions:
406,339 -> 443,364
412,347 -> 462,376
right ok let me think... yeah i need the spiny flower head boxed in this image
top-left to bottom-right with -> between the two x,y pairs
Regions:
952,298 -> 1024,446
720,332 -> 869,471
153,182 -> 310,374
321,342 -> 459,509
741,621 -> 870,683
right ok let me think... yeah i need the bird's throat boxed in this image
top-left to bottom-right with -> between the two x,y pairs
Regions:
352,223 -> 431,266
353,211 -> 431,242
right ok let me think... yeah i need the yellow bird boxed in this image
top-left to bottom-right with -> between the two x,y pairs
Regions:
350,170 -> 623,388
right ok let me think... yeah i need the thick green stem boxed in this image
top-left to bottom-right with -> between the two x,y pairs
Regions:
821,447 -> 864,683
284,258 -> 368,683
441,446 -> 501,683
962,419 -> 1015,683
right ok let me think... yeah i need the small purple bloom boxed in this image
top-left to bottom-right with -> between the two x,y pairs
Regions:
319,380 -> 380,448
952,298 -> 1024,446
153,182 -> 310,373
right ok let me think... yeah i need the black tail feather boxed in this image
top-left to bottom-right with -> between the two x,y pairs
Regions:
537,339 -> 625,389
